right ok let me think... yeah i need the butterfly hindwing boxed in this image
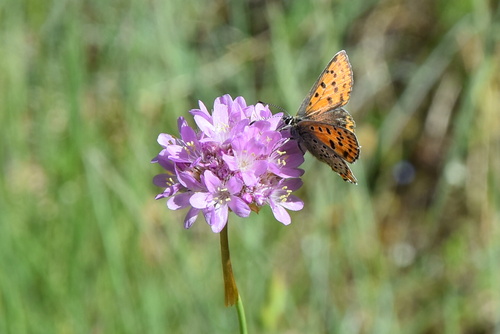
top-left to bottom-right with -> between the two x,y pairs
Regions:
293,124 -> 358,184
295,120 -> 360,163
297,50 -> 353,118
327,156 -> 357,184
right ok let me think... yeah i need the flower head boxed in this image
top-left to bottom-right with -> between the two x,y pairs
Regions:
152,95 -> 304,232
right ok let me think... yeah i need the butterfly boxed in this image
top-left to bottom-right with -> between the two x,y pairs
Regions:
282,50 -> 360,184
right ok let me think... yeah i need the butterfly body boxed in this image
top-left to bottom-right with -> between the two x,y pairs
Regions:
283,50 -> 360,184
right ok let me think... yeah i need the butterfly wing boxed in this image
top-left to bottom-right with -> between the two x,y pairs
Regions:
293,123 -> 358,183
289,50 -> 359,183
311,107 -> 356,132
295,120 -> 360,163
297,50 -> 353,118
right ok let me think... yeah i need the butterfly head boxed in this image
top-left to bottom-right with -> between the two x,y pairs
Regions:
281,115 -> 299,128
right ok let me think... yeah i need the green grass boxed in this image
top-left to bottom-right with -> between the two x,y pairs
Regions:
1,0 -> 499,333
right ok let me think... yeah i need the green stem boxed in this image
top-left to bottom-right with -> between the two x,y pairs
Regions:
236,293 -> 248,334
219,223 -> 248,333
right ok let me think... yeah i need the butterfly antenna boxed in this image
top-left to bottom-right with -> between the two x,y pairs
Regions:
258,100 -> 290,116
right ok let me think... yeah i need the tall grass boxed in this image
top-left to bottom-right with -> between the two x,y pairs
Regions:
1,0 -> 499,333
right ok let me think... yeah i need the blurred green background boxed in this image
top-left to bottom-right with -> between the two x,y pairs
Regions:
1,0 -> 499,333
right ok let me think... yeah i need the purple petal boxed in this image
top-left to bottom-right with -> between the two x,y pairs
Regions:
252,160 -> 268,176
177,117 -> 188,131
212,101 -> 229,127
279,195 -> 304,211
206,205 -> 228,233
189,101 -> 211,122
153,174 -> 181,198
154,150 -> 176,171
281,178 -> 304,191
203,170 -> 221,193
260,131 -> 282,149
228,196 -> 251,217
270,202 -> 291,225
179,122 -> 198,143
155,193 -> 168,200
269,164 -> 305,178
250,103 -> 274,122
184,207 -> 200,229
229,119 -> 250,138
193,115 -> 214,136
279,152 -> 306,169
241,171 -> 258,187
166,145 -> 187,162
176,170 -> 203,190
222,154 -> 238,170
248,120 -> 271,133
157,133 -> 176,147
233,95 -> 247,109
266,114 -> 283,129
197,100 -> 210,115
190,192 -> 212,209
228,99 -> 244,121
152,173 -> 175,187
217,94 -> 233,106
226,176 -> 243,194
167,192 -> 193,210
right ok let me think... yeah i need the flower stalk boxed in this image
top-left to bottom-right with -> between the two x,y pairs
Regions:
219,223 -> 238,307
152,95 -> 307,333
236,293 -> 248,334
219,223 -> 248,333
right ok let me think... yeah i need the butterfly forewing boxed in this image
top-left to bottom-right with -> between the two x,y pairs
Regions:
297,50 -> 353,118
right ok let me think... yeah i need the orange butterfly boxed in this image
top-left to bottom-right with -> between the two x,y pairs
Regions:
283,50 -> 360,184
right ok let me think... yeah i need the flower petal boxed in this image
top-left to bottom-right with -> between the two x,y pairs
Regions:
157,133 -> 176,147
270,201 -> 291,225
206,205 -> 228,233
226,176 -> 243,194
193,115 -> 214,136
228,196 -> 251,218
279,196 -> 304,211
184,207 -> 200,229
167,192 -> 192,210
190,192 -> 212,209
203,170 -> 221,193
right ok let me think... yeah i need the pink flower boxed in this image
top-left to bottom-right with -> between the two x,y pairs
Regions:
152,95 -> 305,232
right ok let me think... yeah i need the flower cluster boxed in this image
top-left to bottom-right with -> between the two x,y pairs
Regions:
152,95 -> 305,233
